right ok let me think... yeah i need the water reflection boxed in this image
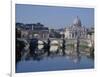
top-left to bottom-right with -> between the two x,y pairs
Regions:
16,38 -> 94,73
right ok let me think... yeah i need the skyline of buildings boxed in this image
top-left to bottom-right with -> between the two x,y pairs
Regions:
16,16 -> 94,40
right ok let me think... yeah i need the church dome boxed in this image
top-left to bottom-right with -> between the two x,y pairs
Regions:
73,16 -> 81,27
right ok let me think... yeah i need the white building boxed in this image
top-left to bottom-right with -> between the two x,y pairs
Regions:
64,16 -> 87,39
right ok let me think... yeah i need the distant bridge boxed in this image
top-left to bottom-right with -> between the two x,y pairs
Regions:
39,38 -> 91,46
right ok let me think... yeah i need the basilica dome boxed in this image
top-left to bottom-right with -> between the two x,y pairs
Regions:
73,16 -> 81,27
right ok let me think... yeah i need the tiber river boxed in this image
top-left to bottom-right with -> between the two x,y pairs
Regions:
16,40 -> 94,73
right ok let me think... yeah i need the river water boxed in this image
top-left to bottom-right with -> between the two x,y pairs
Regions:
16,44 -> 94,73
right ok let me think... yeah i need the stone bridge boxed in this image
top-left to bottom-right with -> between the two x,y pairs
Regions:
40,38 -> 91,47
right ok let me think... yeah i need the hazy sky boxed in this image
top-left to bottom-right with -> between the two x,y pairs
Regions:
16,4 -> 94,29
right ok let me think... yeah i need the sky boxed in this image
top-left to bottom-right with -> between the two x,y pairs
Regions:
16,4 -> 94,29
